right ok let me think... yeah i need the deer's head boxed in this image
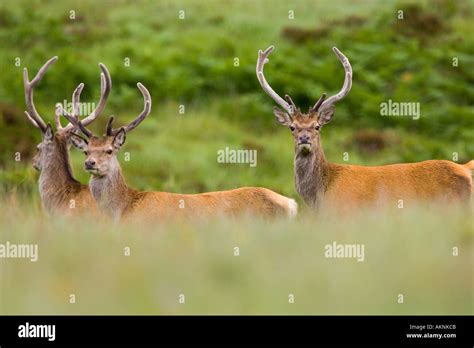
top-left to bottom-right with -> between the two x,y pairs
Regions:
23,57 -> 111,171
68,83 -> 151,178
256,46 -> 352,156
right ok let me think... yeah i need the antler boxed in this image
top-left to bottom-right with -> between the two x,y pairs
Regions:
23,56 -> 58,132
56,82 -> 84,130
256,46 -> 352,114
106,83 -> 152,136
60,63 -> 111,132
256,46 -> 293,115
58,83 -> 91,137
24,58 -> 111,135
82,63 -> 112,124
106,115 -> 115,136
61,105 -> 93,138
284,94 -> 298,112
310,93 -> 327,113
319,47 -> 352,110
59,63 -> 112,136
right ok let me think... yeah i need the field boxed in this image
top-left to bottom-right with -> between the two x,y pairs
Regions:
1,201 -> 472,315
0,0 -> 473,315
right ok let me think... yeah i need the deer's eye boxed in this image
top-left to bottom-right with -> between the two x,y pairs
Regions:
289,126 -> 295,132
106,149 -> 113,155
84,151 -> 89,156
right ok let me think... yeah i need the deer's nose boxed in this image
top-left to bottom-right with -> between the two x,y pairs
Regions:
85,160 -> 96,169
298,135 -> 310,144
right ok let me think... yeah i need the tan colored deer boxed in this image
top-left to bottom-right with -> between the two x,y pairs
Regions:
256,46 -> 473,211
23,56 -> 111,215
65,83 -> 297,221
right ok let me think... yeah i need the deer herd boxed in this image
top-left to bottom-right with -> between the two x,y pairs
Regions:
23,46 -> 473,221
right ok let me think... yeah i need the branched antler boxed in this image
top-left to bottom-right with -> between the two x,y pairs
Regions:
256,46 -> 352,114
256,46 -> 293,115
24,58 -> 111,135
310,93 -> 327,113
319,47 -> 352,110
56,83 -> 85,130
60,63 -> 112,133
23,56 -> 58,132
106,83 -> 152,136
67,81 -> 151,139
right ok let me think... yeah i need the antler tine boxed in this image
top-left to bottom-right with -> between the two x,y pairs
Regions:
77,122 -> 93,138
311,93 -> 327,112
55,104 -> 63,129
60,103 -> 93,138
284,94 -> 297,111
320,47 -> 352,110
106,115 -> 115,136
24,111 -> 40,129
80,63 -> 112,126
60,83 -> 84,131
23,56 -> 58,132
110,83 -> 152,135
72,83 -> 85,117
256,46 -> 293,115
61,63 -> 110,135
124,83 -> 152,133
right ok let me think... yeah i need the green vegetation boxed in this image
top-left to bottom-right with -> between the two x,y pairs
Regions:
1,201 -> 472,314
0,0 -> 472,314
1,0 -> 473,197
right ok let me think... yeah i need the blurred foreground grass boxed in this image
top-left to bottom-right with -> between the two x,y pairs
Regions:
0,197 -> 472,315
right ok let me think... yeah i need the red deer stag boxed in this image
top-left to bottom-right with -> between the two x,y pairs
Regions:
256,46 -> 473,211
65,83 -> 298,221
23,56 -> 111,215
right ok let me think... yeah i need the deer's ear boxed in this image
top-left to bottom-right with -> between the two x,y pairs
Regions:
318,105 -> 335,126
70,133 -> 88,151
43,123 -> 54,143
273,107 -> 292,126
112,128 -> 126,149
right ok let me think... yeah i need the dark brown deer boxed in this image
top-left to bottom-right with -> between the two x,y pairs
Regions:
24,57 -> 111,215
65,83 -> 298,221
256,46 -> 473,212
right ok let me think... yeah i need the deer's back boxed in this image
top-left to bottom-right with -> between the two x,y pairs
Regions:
324,160 -> 472,210
122,187 -> 295,220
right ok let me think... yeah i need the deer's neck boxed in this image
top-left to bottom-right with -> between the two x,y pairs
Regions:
89,159 -> 135,220
294,139 -> 330,209
39,140 -> 81,213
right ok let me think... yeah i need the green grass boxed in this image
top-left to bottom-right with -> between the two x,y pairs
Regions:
0,199 -> 472,315
0,0 -> 474,178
